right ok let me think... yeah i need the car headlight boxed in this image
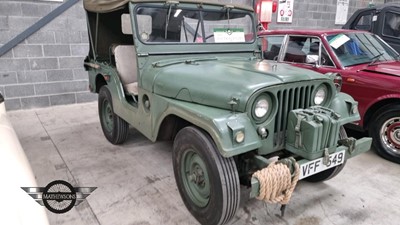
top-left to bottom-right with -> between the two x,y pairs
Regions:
314,85 -> 327,105
254,98 -> 269,118
251,94 -> 272,123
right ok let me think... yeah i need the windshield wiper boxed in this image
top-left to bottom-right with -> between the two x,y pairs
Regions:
368,52 -> 384,66
395,52 -> 400,61
152,57 -> 218,67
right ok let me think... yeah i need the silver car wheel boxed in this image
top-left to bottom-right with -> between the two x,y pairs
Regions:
380,116 -> 400,155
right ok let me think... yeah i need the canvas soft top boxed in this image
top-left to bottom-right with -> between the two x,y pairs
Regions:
83,0 -> 129,13
83,0 -> 254,13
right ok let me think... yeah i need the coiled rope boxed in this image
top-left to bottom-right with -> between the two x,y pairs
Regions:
252,158 -> 300,206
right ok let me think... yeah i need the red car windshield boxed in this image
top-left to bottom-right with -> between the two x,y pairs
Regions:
326,32 -> 399,67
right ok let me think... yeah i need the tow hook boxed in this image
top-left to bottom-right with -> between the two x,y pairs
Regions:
338,137 -> 357,154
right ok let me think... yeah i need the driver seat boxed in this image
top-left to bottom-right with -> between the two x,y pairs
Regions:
113,45 -> 138,96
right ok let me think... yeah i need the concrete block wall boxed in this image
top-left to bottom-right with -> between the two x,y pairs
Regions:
0,0 -> 96,110
0,0 -> 398,110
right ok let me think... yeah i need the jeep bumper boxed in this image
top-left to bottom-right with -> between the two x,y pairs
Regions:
250,136 -> 372,198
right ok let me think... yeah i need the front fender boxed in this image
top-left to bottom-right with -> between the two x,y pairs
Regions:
329,92 -> 360,125
154,96 -> 262,157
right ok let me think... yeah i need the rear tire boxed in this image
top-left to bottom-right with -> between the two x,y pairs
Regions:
98,86 -> 129,144
172,126 -> 240,225
304,126 -> 347,182
369,105 -> 400,164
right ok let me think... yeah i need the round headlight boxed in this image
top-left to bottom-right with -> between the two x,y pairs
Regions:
314,86 -> 327,105
254,99 -> 269,118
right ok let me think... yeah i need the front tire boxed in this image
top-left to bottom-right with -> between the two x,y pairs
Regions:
304,126 -> 347,182
172,126 -> 240,225
369,105 -> 400,164
98,86 -> 129,145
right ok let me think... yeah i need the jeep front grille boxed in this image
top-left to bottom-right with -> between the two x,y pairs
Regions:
274,85 -> 315,149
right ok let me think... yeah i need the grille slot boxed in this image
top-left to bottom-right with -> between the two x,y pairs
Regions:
274,85 -> 314,148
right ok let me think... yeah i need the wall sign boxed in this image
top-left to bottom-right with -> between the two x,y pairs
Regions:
277,0 -> 294,23
335,0 -> 350,25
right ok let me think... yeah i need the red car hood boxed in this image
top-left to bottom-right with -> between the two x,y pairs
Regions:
358,61 -> 400,76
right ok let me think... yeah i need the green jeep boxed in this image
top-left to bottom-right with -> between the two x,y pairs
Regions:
83,0 -> 372,224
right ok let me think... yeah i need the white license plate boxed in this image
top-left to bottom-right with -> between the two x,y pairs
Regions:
299,150 -> 345,180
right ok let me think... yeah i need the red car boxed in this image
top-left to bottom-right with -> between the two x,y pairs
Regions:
259,29 -> 400,164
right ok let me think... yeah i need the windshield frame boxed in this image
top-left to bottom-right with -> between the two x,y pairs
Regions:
326,32 -> 399,67
131,3 -> 257,46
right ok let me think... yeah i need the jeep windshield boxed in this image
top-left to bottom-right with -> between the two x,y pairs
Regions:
135,4 -> 255,44
327,32 -> 399,67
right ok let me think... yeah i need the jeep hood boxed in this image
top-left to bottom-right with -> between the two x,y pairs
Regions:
149,58 -> 326,112
359,61 -> 400,77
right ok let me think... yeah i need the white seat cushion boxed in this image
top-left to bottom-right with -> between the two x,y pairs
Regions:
114,45 -> 138,95
124,82 -> 138,96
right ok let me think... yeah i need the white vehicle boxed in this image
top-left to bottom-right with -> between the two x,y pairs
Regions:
0,93 -> 49,225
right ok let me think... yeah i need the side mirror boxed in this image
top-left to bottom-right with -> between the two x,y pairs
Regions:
306,55 -> 319,65
326,72 -> 342,92
257,37 -> 264,59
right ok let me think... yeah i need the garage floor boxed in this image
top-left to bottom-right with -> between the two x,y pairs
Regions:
9,102 -> 400,225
